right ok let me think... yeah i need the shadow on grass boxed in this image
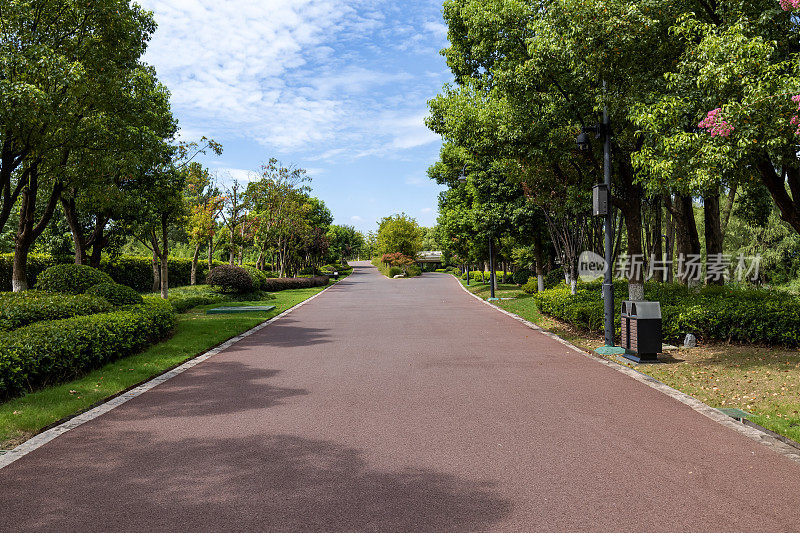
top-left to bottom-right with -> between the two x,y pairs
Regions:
0,433 -> 512,531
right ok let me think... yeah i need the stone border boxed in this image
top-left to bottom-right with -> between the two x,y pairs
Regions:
453,276 -> 800,464
0,278 -> 345,471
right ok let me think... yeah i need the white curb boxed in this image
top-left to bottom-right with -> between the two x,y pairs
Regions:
0,278 -> 345,470
452,276 -> 800,464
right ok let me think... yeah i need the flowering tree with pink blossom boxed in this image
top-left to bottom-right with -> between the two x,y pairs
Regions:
698,108 -> 735,137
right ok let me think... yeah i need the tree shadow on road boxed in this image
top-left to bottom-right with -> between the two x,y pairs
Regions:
1,433 -> 512,532
107,361 -> 308,419
233,317 -> 333,349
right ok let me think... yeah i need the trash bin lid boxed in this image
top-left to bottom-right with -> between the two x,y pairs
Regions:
623,300 -> 661,319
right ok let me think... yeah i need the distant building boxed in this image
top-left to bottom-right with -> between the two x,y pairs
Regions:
416,251 -> 443,264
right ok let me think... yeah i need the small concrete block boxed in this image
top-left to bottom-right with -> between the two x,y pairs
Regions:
206,305 -> 276,315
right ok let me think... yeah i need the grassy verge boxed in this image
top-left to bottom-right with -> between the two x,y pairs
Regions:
371,257 -> 392,277
457,275 -> 800,444
0,279 -> 342,450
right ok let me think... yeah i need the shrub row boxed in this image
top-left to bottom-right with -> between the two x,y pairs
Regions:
460,270 -> 509,281
0,253 -> 274,292
86,282 -> 143,306
533,280 -> 800,346
261,276 -> 329,291
0,291 -> 113,332
0,297 -> 175,399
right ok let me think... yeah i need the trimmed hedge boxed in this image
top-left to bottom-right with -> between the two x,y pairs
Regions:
35,264 -> 113,294
86,282 -> 144,306
461,270 -> 506,281
0,291 -> 113,332
99,256 -> 230,293
534,280 -> 800,346
0,297 -> 175,399
388,266 -> 403,277
0,254 -> 236,292
261,276 -> 329,291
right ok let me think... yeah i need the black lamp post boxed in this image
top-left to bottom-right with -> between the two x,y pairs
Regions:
578,81 -> 615,347
458,166 -> 470,286
488,233 -> 497,300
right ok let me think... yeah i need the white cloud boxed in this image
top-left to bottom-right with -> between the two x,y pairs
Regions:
140,0 -> 445,159
423,21 -> 448,39
420,207 -> 433,213
350,215 -> 364,222
214,167 -> 258,185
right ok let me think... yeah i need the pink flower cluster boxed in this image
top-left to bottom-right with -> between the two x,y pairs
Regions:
791,95 -> 800,135
781,0 -> 800,10
698,108 -> 734,137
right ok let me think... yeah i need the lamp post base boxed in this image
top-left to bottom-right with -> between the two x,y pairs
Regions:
594,346 -> 625,356
621,352 -> 661,364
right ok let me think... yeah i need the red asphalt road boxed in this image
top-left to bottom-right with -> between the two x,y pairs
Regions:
2,262 -> 800,532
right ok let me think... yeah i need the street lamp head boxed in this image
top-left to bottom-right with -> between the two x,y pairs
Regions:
576,131 -> 591,151
458,164 -> 468,184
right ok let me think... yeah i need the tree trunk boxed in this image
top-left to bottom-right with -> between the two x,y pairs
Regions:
672,193 -> 701,285
12,164 -> 63,291
756,159 -> 800,234
207,237 -> 214,271
720,184 -> 737,242
615,182 -> 645,300
12,238 -> 30,292
663,198 -> 675,283
703,191 -> 724,285
87,215 -> 110,269
151,249 -> 160,293
652,196 -> 663,282
533,228 -> 545,292
191,242 -> 201,285
160,214 -> 169,299
61,195 -> 87,265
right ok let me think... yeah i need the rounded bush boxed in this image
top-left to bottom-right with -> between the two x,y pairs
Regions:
242,266 -> 267,291
521,276 -> 538,294
35,264 -> 113,294
388,266 -> 403,277
86,282 -> 143,306
206,265 -> 253,294
513,269 -> 534,285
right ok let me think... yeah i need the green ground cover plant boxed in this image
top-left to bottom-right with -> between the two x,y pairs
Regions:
0,277 -> 344,449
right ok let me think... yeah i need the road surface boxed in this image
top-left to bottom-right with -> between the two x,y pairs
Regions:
2,262 -> 800,532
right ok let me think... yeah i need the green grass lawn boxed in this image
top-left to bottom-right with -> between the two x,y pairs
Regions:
458,275 -> 800,444
0,281 -> 338,450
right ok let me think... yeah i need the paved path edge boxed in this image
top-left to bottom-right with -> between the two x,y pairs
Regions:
0,279 -> 344,471
453,276 -> 800,464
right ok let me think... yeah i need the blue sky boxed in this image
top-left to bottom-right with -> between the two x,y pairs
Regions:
138,0 -> 450,234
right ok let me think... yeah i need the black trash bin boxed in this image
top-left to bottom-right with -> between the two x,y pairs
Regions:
621,300 -> 662,363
